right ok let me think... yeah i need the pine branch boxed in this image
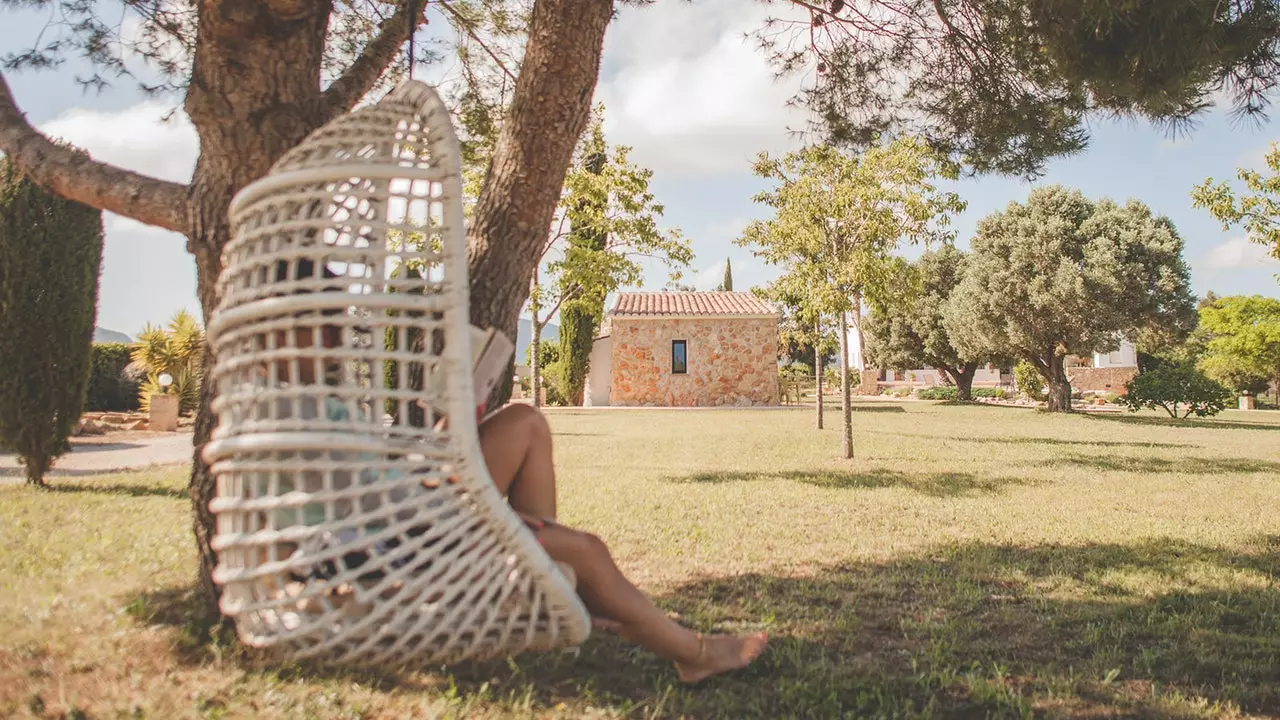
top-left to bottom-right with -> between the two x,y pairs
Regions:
320,0 -> 430,122
0,71 -> 190,233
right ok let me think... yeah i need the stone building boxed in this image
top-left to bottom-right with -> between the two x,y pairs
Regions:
584,292 -> 780,407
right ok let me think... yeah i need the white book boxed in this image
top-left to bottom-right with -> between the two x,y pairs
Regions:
468,325 -> 515,407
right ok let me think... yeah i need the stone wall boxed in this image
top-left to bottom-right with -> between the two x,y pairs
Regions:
1066,366 -> 1138,394
610,316 -> 779,406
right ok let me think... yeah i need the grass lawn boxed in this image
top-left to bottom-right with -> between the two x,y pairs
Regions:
2,403 -> 1279,719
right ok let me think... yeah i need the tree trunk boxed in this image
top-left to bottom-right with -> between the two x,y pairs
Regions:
466,0 -> 614,407
183,1 -> 339,623
950,364 -> 978,401
839,310 -> 853,459
1044,354 -> 1073,412
814,316 -> 824,429
531,318 -> 543,408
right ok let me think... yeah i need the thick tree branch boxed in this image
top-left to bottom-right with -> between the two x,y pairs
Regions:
320,1 -> 428,121
0,71 -> 190,233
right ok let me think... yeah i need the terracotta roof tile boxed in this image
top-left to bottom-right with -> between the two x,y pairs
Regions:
610,292 -> 779,317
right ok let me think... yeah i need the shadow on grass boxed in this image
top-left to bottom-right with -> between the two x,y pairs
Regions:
667,468 -> 1032,497
40,480 -> 188,499
874,430 -> 1195,450
1045,454 -> 1280,475
0,467 -> 185,483
125,537 -> 1280,718
1080,413 -> 1280,432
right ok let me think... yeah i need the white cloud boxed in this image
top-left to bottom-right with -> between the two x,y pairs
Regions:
40,101 -> 197,184
597,0 -> 808,176
1205,237 -> 1279,269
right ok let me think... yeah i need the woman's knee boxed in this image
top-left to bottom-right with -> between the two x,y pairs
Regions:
541,525 -> 612,571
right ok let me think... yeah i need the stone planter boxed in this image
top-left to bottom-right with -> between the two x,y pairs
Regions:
150,394 -> 180,432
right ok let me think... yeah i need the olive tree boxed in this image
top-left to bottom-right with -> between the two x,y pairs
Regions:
945,186 -> 1196,412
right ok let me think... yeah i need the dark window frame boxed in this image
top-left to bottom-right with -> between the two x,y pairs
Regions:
671,339 -> 688,375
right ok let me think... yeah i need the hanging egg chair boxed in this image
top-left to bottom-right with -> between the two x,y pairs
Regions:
202,79 -> 590,667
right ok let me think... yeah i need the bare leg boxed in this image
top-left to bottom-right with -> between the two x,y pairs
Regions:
538,523 -> 768,683
479,404 -> 557,520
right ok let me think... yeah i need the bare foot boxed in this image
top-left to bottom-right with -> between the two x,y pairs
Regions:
675,632 -> 768,684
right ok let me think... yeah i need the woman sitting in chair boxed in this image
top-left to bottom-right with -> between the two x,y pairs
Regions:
274,259 -> 767,684
478,402 -> 768,683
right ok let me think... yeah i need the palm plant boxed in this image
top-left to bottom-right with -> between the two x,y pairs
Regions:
132,310 -> 205,415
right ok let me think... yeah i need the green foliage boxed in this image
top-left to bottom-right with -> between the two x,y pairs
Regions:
945,186 -> 1197,411
1013,361 -> 1047,402
918,387 -> 1001,401
740,139 -> 965,315
864,246 -> 1004,399
1124,364 -> 1233,419
0,156 -> 104,485
720,258 -> 734,292
1196,295 -> 1280,395
86,343 -> 140,413
767,0 -> 1280,177
131,310 -> 204,415
780,363 -> 813,380
528,338 -> 561,371
1192,143 -> 1280,268
755,276 -> 838,367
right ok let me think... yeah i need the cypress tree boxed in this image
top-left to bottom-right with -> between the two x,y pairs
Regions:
721,258 -> 734,291
0,156 -> 104,486
558,126 -> 608,406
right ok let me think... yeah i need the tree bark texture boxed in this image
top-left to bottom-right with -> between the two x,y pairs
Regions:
814,316 -> 824,429
466,0 -> 614,399
1,0 -> 614,623
1041,352 -> 1073,412
944,363 -> 978,401
839,311 -> 853,459
531,318 -> 543,408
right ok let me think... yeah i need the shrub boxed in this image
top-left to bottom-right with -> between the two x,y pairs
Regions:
919,386 -> 1000,401
132,310 -> 205,415
1123,364 -> 1233,419
0,156 -> 104,485
918,387 -> 958,400
1013,360 -> 1046,401
779,363 -> 812,380
85,343 -> 140,412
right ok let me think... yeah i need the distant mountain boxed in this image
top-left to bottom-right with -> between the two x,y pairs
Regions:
516,318 -> 558,365
93,327 -> 132,344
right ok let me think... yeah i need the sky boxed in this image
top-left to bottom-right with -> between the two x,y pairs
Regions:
3,1 -> 1279,339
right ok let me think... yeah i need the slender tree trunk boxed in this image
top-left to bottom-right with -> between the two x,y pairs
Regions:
1044,353 -> 1073,412
466,0 -> 614,406
839,310 -> 853,459
531,317 -> 543,408
814,316 -> 824,429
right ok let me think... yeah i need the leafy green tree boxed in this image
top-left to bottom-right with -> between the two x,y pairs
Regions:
740,138 -> 964,457
946,186 -> 1197,412
864,246 -> 1004,401
1192,144 -> 1280,269
1124,364 -> 1232,419
527,117 -> 691,406
1196,295 -> 1280,397
0,157 -> 103,486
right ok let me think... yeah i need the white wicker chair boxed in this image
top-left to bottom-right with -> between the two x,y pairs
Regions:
202,80 -> 591,667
